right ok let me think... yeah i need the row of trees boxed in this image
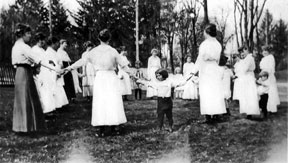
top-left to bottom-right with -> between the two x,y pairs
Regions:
0,0 -> 287,70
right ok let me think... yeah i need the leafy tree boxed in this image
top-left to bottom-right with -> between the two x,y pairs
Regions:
271,19 -> 288,70
0,0 -> 48,62
175,0 -> 201,69
49,0 -> 71,38
158,0 -> 177,72
73,0 -> 161,67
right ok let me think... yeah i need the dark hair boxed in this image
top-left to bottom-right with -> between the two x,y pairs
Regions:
185,55 -> 192,61
34,32 -> 46,42
59,39 -> 67,45
155,68 -> 169,80
46,36 -> 59,46
259,71 -> 269,78
238,45 -> 248,53
204,23 -> 217,37
98,29 -> 111,42
219,55 -> 228,66
15,24 -> 31,38
261,45 -> 272,52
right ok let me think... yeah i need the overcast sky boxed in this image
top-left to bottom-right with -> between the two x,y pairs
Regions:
1,0 -> 288,21
1,0 -> 287,53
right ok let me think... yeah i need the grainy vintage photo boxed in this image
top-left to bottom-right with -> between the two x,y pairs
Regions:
0,0 -> 287,162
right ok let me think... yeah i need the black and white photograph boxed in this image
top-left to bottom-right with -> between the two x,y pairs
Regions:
0,0 -> 287,162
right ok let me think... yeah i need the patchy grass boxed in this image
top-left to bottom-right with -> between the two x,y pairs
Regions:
0,87 -> 287,163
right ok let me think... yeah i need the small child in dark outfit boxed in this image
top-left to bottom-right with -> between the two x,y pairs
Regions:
137,68 -> 185,132
256,71 -> 269,119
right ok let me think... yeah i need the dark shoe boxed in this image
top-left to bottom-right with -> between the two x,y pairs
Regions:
246,115 -> 252,119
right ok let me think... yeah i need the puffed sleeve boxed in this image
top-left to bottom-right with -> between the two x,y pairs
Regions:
24,44 -> 41,64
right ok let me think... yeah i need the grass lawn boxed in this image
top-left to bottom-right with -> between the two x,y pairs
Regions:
0,85 -> 287,163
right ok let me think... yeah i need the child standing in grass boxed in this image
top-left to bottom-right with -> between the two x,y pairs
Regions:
256,71 -> 269,119
137,68 -> 186,132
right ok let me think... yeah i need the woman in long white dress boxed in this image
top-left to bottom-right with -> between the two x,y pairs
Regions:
31,33 -> 56,114
57,40 -> 76,101
65,29 -> 129,137
190,24 -> 226,123
45,37 -> 69,109
182,56 -> 198,100
80,41 -> 95,100
259,45 -> 280,113
146,49 -> 161,98
237,46 -> 260,118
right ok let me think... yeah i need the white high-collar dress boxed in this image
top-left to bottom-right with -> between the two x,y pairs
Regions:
191,37 -> 226,115
260,54 -> 280,112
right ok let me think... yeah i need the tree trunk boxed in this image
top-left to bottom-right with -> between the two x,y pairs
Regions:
234,1 -> 239,48
244,0 -> 248,47
203,0 -> 209,26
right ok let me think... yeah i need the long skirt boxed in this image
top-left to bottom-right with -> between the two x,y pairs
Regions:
13,64 -> 45,132
267,74 -> 280,112
82,63 -> 94,97
182,81 -> 198,100
91,70 -> 127,126
238,73 -> 260,115
233,78 -> 241,100
63,61 -> 76,100
198,63 -> 226,115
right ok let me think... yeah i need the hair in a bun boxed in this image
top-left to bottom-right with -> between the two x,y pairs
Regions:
98,29 -> 111,42
204,23 -> 217,37
15,24 -> 31,38
46,36 -> 59,46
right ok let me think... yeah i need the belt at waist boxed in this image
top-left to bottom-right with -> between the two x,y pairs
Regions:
14,63 -> 32,68
157,97 -> 171,100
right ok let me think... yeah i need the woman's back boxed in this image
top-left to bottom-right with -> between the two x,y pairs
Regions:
88,44 -> 119,70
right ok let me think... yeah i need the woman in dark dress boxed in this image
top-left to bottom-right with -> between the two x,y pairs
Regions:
57,39 -> 76,101
11,24 -> 46,134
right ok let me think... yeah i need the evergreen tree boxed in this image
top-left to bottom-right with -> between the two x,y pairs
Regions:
271,19 -> 288,70
0,0 -> 48,62
49,0 -> 71,38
